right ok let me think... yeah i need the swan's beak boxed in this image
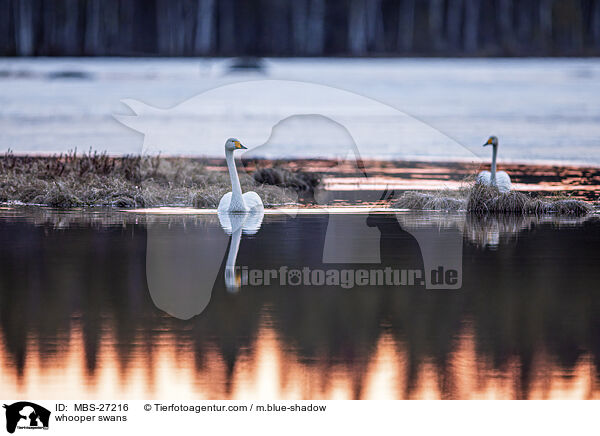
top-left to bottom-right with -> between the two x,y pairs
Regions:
234,141 -> 247,150
483,138 -> 493,147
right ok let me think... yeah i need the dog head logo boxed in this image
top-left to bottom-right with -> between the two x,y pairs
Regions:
2,402 -> 50,434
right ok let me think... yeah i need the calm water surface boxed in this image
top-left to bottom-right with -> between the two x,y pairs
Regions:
0,208 -> 599,399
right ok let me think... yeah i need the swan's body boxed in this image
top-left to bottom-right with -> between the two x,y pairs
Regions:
217,138 -> 264,213
477,170 -> 511,193
477,136 -> 512,193
218,191 -> 263,212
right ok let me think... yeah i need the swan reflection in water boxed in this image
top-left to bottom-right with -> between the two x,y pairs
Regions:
464,213 -> 591,248
144,209 -> 263,320
396,211 -> 591,249
218,210 -> 264,292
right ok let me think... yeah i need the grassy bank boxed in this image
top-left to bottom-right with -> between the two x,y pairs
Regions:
0,151 -> 317,208
394,183 -> 593,215
1,151 -> 594,214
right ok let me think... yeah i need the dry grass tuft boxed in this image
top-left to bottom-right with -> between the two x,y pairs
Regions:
467,183 -> 591,215
550,199 -> 593,216
393,191 -> 466,211
394,181 -> 592,215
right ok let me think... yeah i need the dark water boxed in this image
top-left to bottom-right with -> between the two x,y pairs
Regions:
0,207 -> 599,399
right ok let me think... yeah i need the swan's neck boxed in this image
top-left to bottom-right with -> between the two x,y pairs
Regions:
224,226 -> 243,291
225,149 -> 245,209
491,145 -> 497,183
226,227 -> 242,268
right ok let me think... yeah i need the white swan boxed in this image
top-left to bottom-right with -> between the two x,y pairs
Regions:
477,135 -> 512,192
218,138 -> 264,213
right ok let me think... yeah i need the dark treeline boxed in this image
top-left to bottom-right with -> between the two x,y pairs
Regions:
1,0 -> 599,57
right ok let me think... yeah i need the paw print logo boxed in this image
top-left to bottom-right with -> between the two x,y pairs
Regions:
287,270 -> 302,286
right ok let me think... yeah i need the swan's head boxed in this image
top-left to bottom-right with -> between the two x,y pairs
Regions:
225,138 -> 247,151
483,136 -> 498,147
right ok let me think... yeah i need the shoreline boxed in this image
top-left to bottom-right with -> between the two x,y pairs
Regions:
1,153 -> 598,209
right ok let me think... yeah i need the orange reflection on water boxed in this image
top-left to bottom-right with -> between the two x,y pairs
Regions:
1,318 -> 598,400
324,176 -> 600,194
